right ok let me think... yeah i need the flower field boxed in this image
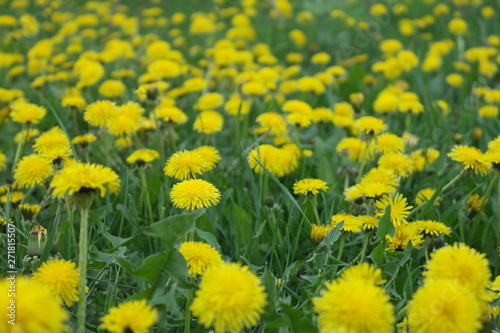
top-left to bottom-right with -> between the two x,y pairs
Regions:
1,0 -> 500,332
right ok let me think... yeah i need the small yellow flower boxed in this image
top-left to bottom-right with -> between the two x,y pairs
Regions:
293,178 -> 329,196
10,102 -> 46,124
127,149 -> 159,165
179,241 -> 223,276
100,299 -> 158,333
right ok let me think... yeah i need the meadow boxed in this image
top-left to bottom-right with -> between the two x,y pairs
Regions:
1,0 -> 500,332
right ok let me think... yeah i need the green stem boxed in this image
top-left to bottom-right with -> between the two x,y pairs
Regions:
310,196 -> 321,225
355,139 -> 371,184
359,232 -> 370,263
11,123 -> 27,173
184,277 -> 194,333
334,234 -> 346,274
140,168 -> 154,224
496,175 -> 500,276
77,207 -> 89,333
260,173 -> 269,209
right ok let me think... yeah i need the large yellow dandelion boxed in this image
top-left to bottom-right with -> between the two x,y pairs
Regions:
0,277 -> 69,333
313,278 -> 394,333
32,258 -> 80,306
10,102 -> 46,124
50,162 -> 120,198
191,262 -> 267,333
170,179 -> 221,210
13,154 -> 53,188
164,150 -> 207,180
408,280 -> 482,333
424,243 -> 491,298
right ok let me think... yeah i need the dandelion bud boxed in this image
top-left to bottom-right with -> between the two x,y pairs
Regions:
27,224 -> 48,257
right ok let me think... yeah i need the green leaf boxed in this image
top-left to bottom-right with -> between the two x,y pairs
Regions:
195,228 -> 221,252
376,206 -> 394,241
261,269 -> 277,313
163,250 -> 189,286
128,252 -> 168,284
368,240 -> 386,266
143,210 -> 204,246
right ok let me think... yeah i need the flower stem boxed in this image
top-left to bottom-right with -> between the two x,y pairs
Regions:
311,197 -> 322,226
11,123 -> 28,173
358,232 -> 370,263
334,234 -> 346,274
77,207 -> 89,333
496,175 -> 500,276
140,168 -> 154,224
184,277 -> 193,333
355,139 -> 371,184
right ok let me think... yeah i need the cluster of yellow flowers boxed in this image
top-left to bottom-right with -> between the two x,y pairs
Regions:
0,0 -> 500,332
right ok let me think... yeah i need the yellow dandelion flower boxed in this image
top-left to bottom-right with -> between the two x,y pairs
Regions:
415,188 -> 441,206
408,280 -> 482,333
448,145 -> 491,175
50,162 -> 120,198
386,223 -> 423,251
84,100 -> 119,127
61,89 -> 86,109
13,154 -> 53,189
224,95 -> 251,116
424,243 -> 491,299
170,179 -> 221,210
164,150 -> 207,180
413,220 -> 451,237
72,134 -> 97,147
467,194 -> 486,212
33,126 -> 71,157
293,178 -> 329,196
196,92 -> 224,110
336,137 -> 367,162
358,182 -> 393,199
344,184 -> 363,201
313,278 -> 394,333
100,299 -> 158,333
255,112 -> 287,136
127,149 -> 159,165
98,79 -> 126,98
179,241 -> 223,276
286,112 -> 313,127
376,193 -> 413,226
331,213 -> 363,233
191,262 -> 267,333
10,102 -> 46,124
340,263 -> 385,285
1,191 -> 24,205
378,152 -> 414,178
0,277 -> 69,333
361,168 -> 399,188
18,203 -> 41,220
247,144 -> 284,177
193,110 -> 224,134
358,215 -> 379,230
311,224 -> 334,243
32,259 -> 80,306
375,133 -> 404,154
14,128 -> 40,143
192,146 -> 221,172
155,106 -> 188,124
356,116 -> 386,135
